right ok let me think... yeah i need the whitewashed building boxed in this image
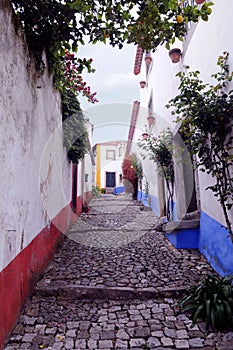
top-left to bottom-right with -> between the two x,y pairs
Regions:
0,1 -> 94,346
128,0 -> 233,276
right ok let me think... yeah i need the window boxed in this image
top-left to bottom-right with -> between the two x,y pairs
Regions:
106,150 -> 115,160
119,146 -> 124,157
148,95 -> 153,118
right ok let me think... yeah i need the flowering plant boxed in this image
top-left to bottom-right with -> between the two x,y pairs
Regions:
60,51 -> 98,103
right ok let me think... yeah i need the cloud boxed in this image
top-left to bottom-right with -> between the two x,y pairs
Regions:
77,42 -> 140,110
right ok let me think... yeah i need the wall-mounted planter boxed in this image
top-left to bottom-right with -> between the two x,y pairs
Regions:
147,116 -> 155,127
168,48 -> 182,63
140,80 -> 146,88
195,0 -> 205,4
163,219 -> 200,249
142,132 -> 149,140
145,53 -> 152,66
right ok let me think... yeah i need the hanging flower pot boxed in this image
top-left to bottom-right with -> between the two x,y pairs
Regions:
195,0 -> 205,4
145,53 -> 152,66
140,80 -> 146,88
147,116 -> 155,127
168,48 -> 182,63
142,132 -> 149,140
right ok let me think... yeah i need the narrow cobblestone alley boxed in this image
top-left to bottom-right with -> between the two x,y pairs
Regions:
4,195 -> 233,350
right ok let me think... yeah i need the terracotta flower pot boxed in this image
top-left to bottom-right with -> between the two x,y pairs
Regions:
147,116 -> 155,126
140,81 -> 146,88
142,132 -> 149,140
145,54 -> 152,66
195,0 -> 205,4
168,48 -> 182,63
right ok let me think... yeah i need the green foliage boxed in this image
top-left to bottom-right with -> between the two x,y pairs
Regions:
10,0 -> 213,74
177,274 -> 233,333
138,129 -> 174,220
122,154 -> 142,200
167,52 -> 233,240
62,90 -> 88,164
92,185 -> 100,198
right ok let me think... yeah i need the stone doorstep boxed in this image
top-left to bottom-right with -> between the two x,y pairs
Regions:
162,220 -> 200,233
35,284 -> 186,300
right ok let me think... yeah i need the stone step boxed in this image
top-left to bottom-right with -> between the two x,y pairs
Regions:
35,283 -> 186,300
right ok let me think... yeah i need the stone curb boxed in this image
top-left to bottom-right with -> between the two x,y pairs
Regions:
35,283 -> 186,300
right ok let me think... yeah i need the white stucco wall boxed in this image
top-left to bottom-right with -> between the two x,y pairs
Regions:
0,1 -> 72,271
99,142 -> 126,188
133,0 -> 233,224
182,0 -> 233,225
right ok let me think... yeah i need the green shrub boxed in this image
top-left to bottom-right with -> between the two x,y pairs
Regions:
177,274 -> 233,332
92,186 -> 100,197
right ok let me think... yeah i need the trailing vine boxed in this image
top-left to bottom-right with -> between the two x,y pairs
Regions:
62,90 -> 88,164
167,52 -> 233,241
138,129 -> 174,220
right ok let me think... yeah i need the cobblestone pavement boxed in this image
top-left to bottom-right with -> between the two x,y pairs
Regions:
4,195 -> 233,349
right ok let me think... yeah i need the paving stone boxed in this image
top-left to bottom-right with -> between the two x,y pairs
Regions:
22,333 -> 36,342
134,327 -> 150,337
147,336 -> 161,347
115,339 -> 129,348
175,339 -> 190,349
116,329 -> 130,340
177,329 -> 189,339
189,338 -> 204,348
75,339 -> 86,348
98,339 -> 114,348
130,338 -> 146,347
165,327 -> 177,338
161,337 -> 174,347
3,196 -> 228,350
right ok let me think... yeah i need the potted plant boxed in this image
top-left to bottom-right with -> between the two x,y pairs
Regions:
142,132 -> 149,140
140,80 -> 146,88
168,48 -> 182,63
145,52 -> 152,66
147,116 -> 155,127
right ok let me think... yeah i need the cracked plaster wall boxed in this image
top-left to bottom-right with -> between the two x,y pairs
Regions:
0,0 -> 72,271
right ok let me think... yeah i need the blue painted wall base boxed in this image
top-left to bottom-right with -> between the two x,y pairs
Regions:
199,211 -> 233,276
166,227 -> 199,249
114,186 -> 125,194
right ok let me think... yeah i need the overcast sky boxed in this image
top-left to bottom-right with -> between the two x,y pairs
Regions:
77,42 -> 140,144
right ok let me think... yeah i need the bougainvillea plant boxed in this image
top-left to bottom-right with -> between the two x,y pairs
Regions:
122,154 -> 143,200
60,51 -> 98,103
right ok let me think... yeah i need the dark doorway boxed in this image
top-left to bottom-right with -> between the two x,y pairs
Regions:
72,164 -> 77,212
106,172 -> 116,187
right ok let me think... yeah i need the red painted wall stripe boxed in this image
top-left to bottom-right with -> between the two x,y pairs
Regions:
0,203 -> 77,349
